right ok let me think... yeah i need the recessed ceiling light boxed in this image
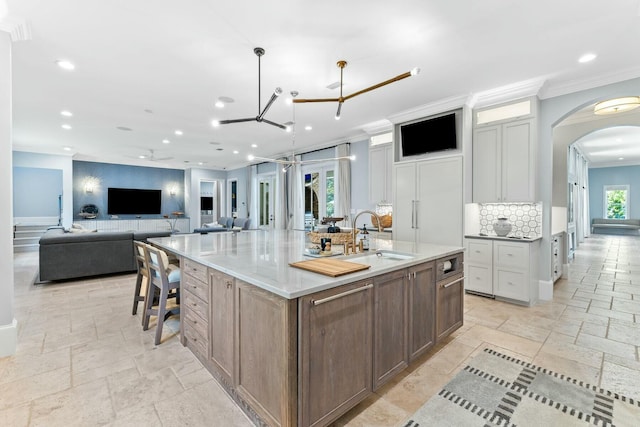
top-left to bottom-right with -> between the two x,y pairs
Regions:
618,157 -> 624,160
215,100 -> 225,108
63,146 -> 72,151
251,144 -> 257,148
61,124 -> 72,130
233,150 -> 239,154
578,53 -> 597,63
60,110 -> 73,117
162,139 -> 170,144
55,59 -> 75,70
305,125 -> 313,131
198,162 -> 204,166
174,130 -> 183,136
211,120 -> 220,127
139,155 -> 146,159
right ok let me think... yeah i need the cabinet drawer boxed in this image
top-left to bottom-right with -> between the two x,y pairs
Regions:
495,269 -> 529,301
495,243 -> 528,269
467,240 -> 492,264
183,273 -> 209,303
183,289 -> 209,321
466,264 -> 493,294
184,322 -> 208,358
183,258 -> 209,283
184,307 -> 208,339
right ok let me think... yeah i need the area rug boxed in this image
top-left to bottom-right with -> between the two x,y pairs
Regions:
403,348 -> 640,427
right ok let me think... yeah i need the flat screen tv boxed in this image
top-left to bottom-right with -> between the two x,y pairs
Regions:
399,111 -> 458,159
200,196 -> 213,211
107,188 -> 162,215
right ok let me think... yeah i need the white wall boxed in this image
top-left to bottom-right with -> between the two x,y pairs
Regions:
13,151 -> 73,228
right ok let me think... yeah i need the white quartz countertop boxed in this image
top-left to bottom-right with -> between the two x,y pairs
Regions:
149,230 -> 463,299
464,234 -> 542,242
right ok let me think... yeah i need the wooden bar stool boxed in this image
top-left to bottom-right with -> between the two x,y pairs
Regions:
142,244 -> 181,345
131,240 -> 150,315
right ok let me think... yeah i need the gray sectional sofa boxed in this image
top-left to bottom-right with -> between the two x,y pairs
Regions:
193,216 -> 251,234
38,228 -> 171,282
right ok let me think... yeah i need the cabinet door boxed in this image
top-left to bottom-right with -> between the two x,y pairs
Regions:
299,280 -> 373,427
466,239 -> 492,264
502,119 -> 534,202
472,125 -> 501,202
436,274 -> 464,341
408,262 -> 435,361
495,269 -> 529,301
373,270 -> 407,389
209,269 -> 234,382
393,163 -> 416,242
416,157 -> 463,246
369,144 -> 392,204
466,264 -> 493,294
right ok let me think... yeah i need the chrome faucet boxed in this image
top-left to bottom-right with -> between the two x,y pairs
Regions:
351,210 -> 383,253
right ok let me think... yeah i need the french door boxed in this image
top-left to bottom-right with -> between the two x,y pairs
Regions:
302,163 -> 335,229
258,174 -> 275,229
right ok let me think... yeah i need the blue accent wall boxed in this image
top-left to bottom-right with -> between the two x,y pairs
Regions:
589,165 -> 640,221
73,161 -> 185,220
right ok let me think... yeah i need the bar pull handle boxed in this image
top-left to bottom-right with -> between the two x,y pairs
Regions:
440,276 -> 465,289
411,200 -> 416,229
414,200 -> 419,229
312,284 -> 373,306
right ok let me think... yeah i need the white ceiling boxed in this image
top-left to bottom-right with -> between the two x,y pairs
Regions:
4,0 -> 640,170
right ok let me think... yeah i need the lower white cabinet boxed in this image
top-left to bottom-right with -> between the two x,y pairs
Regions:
552,232 -> 564,282
465,237 -> 540,305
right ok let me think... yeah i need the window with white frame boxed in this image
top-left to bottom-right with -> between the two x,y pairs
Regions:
604,185 -> 629,219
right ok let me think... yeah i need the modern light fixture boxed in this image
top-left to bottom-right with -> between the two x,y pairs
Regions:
61,124 -> 72,130
55,59 -> 75,70
594,96 -> 640,115
294,60 -> 420,119
60,110 -> 73,117
248,91 -> 355,170
212,47 -> 288,130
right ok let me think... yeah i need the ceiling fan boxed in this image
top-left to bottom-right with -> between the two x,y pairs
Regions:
139,149 -> 173,162
293,60 -> 420,119
211,47 -> 288,131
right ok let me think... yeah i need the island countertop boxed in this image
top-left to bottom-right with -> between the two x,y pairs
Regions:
149,229 -> 463,299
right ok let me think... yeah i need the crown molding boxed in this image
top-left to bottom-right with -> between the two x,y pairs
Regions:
469,78 -> 546,109
0,15 -> 31,41
360,119 -> 392,136
387,94 -> 470,124
540,66 -> 640,100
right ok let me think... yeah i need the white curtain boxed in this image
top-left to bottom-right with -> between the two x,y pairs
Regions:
288,155 -> 304,230
247,165 -> 257,220
275,166 -> 287,229
582,157 -> 591,238
336,143 -> 351,226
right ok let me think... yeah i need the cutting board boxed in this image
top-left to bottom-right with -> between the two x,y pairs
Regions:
289,258 -> 370,277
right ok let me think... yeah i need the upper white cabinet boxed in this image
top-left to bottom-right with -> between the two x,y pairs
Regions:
393,156 -> 463,247
369,143 -> 393,204
472,99 -> 538,203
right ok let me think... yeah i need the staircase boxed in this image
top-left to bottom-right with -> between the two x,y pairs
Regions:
13,224 -> 55,253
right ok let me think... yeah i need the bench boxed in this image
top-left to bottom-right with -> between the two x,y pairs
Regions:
591,218 -> 640,235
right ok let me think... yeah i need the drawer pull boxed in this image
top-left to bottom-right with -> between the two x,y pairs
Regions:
440,276 -> 465,288
312,284 -> 373,306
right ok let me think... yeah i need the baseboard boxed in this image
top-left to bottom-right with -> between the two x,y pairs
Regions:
562,263 -> 569,279
0,318 -> 17,357
539,279 -> 553,301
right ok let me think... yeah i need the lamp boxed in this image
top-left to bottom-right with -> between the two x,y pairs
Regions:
247,91 -> 356,168
212,47 -> 288,130
294,60 -> 420,119
594,96 -> 640,115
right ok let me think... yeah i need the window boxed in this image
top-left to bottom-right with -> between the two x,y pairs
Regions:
230,179 -> 238,214
604,185 -> 629,219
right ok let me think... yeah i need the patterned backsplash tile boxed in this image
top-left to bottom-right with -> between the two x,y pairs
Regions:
479,203 -> 542,237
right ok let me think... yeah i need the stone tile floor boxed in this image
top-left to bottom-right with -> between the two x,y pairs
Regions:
1,234 -> 639,426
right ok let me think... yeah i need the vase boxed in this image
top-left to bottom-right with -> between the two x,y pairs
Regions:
493,217 -> 512,237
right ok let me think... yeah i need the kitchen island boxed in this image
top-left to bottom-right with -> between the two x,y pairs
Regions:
150,230 -> 464,427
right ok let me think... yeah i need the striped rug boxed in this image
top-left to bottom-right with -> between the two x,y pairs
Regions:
403,348 -> 640,427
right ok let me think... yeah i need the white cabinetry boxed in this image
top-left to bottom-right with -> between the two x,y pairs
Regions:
369,143 -> 393,204
472,98 -> 537,203
464,237 -> 540,305
393,156 -> 463,246
552,232 -> 564,282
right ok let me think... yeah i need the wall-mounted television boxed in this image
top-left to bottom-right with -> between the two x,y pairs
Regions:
398,110 -> 460,161
107,188 -> 162,215
200,196 -> 213,211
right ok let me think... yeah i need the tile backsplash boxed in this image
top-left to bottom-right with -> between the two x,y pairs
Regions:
479,203 -> 542,237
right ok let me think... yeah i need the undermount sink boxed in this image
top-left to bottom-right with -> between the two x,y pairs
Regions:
373,250 -> 416,260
